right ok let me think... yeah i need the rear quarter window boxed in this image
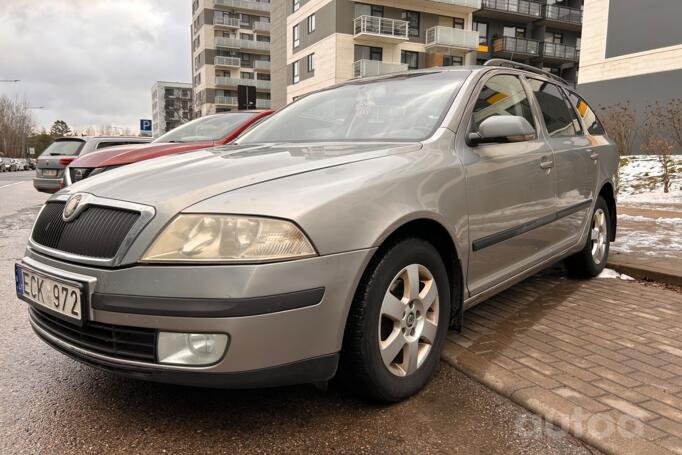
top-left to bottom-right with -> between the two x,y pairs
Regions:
567,92 -> 606,135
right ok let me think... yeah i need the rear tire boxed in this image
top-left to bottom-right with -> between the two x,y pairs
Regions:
341,238 -> 451,403
565,196 -> 611,278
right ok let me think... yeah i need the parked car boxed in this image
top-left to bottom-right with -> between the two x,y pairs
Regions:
15,62 -> 618,402
17,158 -> 29,170
29,158 -> 36,170
34,136 -> 152,193
0,158 -> 12,172
63,111 -> 273,186
5,158 -> 18,172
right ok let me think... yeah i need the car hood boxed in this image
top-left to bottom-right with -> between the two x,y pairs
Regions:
70,142 -> 214,168
60,142 -> 421,212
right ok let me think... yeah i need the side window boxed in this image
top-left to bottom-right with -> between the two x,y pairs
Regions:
96,141 -> 119,149
567,91 -> 606,135
472,74 -> 535,133
527,79 -> 578,137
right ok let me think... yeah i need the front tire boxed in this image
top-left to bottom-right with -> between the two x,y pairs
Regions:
342,238 -> 451,402
565,196 -> 611,278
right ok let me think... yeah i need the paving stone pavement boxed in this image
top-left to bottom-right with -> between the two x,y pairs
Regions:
443,269 -> 682,455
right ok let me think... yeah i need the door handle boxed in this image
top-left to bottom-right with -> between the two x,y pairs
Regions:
540,159 -> 554,169
588,149 -> 599,160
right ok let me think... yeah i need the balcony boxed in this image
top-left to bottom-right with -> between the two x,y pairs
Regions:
215,96 -> 238,106
478,0 -> 542,20
492,36 -> 540,58
541,4 -> 583,31
254,60 -> 271,71
352,60 -> 408,78
540,42 -> 579,63
214,56 -> 241,67
253,21 -> 270,33
425,26 -> 479,53
215,77 -> 271,90
256,99 -> 271,109
428,0 -> 481,9
214,16 -> 240,28
213,0 -> 270,14
353,15 -> 409,43
215,36 -> 270,53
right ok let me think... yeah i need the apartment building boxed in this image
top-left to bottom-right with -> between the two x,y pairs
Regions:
191,0 -> 272,117
578,0 -> 682,111
151,81 -> 193,137
272,0 -> 482,106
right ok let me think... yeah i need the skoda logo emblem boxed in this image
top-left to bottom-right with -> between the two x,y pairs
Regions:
63,194 -> 83,222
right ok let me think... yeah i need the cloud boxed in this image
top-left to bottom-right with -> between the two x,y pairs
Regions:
0,0 -> 191,132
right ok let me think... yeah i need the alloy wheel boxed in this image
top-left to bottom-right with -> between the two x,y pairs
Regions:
378,263 -> 439,377
591,208 -> 608,265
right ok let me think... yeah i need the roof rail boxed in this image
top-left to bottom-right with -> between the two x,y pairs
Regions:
483,59 -> 569,86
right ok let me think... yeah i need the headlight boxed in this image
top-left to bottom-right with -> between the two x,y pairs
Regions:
142,214 -> 316,263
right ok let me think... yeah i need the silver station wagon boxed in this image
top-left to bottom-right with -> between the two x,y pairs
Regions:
15,61 -> 618,402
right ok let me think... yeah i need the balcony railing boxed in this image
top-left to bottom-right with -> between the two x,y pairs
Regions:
213,0 -> 270,13
254,60 -> 271,71
215,36 -> 271,52
428,0 -> 482,8
352,59 -> 408,78
215,96 -> 238,105
481,0 -> 542,18
214,56 -> 241,67
215,77 -> 271,90
544,4 -> 583,25
541,42 -> 579,61
256,99 -> 271,109
493,36 -> 540,56
353,15 -> 409,41
425,26 -> 479,51
214,16 -> 240,27
253,21 -> 270,33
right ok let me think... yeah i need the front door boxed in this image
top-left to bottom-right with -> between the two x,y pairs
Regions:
461,73 -> 557,296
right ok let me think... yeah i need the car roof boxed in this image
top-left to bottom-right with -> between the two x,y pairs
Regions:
54,136 -> 151,141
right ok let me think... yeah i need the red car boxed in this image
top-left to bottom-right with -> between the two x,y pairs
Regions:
64,110 -> 272,186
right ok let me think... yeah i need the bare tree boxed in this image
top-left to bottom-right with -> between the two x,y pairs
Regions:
0,95 -> 34,157
646,98 -> 682,152
641,136 -> 676,193
599,101 -> 639,156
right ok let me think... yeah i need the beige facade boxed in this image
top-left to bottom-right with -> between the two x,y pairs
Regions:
579,0 -> 682,85
191,0 -> 272,117
274,0 -> 481,107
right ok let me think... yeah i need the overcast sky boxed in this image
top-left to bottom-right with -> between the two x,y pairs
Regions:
0,0 -> 190,133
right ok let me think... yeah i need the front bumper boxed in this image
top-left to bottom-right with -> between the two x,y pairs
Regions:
19,247 -> 374,385
33,176 -> 62,193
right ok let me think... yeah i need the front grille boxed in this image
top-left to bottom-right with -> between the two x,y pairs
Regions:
32,202 -> 140,259
30,307 -> 157,362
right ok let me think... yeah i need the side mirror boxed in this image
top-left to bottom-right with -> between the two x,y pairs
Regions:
468,116 -> 536,146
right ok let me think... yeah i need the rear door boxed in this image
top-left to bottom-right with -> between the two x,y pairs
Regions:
461,72 -> 558,296
526,79 -> 598,247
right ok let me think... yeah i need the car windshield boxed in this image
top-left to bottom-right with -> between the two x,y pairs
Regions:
41,139 -> 85,156
154,113 -> 256,143
238,71 -> 469,144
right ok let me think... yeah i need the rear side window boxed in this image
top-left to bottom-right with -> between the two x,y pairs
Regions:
472,74 -> 535,132
96,141 -> 125,149
41,140 -> 85,156
567,91 -> 606,135
527,79 -> 579,137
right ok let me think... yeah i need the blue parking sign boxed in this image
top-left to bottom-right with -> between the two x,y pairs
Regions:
140,119 -> 152,133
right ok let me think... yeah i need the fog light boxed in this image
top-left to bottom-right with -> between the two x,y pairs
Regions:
157,332 -> 229,366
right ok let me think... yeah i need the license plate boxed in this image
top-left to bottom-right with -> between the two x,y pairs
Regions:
15,264 -> 83,323
43,169 -> 57,177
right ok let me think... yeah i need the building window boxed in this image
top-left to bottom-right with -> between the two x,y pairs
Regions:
473,21 -> 488,46
194,73 -> 201,86
354,45 -> 383,61
293,0 -> 300,12
401,11 -> 420,37
354,3 -> 383,18
293,61 -> 300,84
308,14 -> 316,33
503,26 -> 525,38
453,17 -> 465,30
240,33 -> 254,40
307,53 -> 315,72
545,32 -> 563,44
293,24 -> 300,48
401,50 -> 419,70
443,55 -> 463,66
241,72 -> 254,79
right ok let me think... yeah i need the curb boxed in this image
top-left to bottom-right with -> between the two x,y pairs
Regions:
607,257 -> 682,287
441,341 -> 673,455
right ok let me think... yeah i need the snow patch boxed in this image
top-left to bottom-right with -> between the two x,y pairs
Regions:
597,268 -> 635,280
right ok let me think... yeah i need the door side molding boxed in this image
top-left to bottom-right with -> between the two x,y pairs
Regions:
472,199 -> 593,252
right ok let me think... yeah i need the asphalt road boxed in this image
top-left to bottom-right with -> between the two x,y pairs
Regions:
0,177 -> 598,454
